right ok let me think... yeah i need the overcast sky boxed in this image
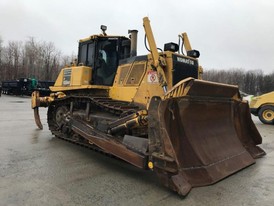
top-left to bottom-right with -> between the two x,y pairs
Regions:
0,0 -> 273,73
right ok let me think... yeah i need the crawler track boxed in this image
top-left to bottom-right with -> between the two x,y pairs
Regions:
47,94 -> 141,154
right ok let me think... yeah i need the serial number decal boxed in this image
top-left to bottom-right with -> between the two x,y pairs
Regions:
177,57 -> 195,65
63,68 -> 72,86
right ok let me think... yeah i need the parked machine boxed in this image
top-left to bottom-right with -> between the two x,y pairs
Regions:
31,17 -> 265,196
1,78 -> 54,97
250,91 -> 274,124
2,78 -> 36,96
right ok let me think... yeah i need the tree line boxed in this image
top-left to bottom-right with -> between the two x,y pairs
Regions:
0,36 -> 75,82
203,69 -> 274,95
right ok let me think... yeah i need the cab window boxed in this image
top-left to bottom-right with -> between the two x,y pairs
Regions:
95,39 -> 118,85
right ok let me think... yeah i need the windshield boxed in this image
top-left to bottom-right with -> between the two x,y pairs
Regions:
95,39 -> 118,85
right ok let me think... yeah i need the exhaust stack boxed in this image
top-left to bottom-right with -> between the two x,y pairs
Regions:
128,30 -> 138,57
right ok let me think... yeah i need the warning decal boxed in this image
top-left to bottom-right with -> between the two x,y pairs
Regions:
147,71 -> 159,83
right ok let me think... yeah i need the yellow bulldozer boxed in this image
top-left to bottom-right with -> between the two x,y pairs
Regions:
31,17 -> 265,196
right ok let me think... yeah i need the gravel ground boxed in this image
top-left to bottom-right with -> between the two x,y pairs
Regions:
0,94 -> 273,206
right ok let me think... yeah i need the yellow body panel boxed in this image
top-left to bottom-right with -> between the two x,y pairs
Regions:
250,91 -> 274,109
51,85 -> 109,92
51,66 -> 93,92
109,58 -> 165,107
109,86 -> 138,102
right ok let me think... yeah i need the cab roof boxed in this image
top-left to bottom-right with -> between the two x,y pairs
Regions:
79,34 -> 129,43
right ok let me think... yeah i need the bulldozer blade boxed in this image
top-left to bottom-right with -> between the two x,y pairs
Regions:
34,107 -> 43,130
148,80 -> 265,196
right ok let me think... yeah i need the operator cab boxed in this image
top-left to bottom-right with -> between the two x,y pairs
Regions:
78,29 -> 131,86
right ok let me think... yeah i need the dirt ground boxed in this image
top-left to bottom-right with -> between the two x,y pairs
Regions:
0,94 -> 274,206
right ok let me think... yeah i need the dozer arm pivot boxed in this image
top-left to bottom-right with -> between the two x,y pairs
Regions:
143,17 -> 168,93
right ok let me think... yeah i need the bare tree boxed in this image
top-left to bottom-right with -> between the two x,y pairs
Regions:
25,37 -> 38,78
0,36 -> 3,66
0,36 -> 3,80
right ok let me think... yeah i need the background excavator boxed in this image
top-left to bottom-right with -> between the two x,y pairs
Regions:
31,17 -> 265,196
